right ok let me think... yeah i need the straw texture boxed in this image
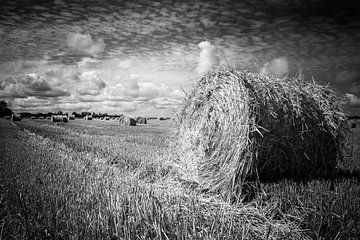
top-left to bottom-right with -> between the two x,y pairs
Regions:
174,67 -> 348,201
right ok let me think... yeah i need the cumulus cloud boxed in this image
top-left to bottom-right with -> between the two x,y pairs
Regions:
107,74 -> 165,100
101,73 -> 184,113
344,93 -> 360,106
260,57 -> 289,78
196,41 -> 220,75
149,97 -> 182,109
102,101 -> 138,113
77,71 -> 107,96
118,59 -> 132,69
44,67 -> 80,83
66,33 -> 105,56
0,73 -> 70,98
52,100 -> 138,114
77,57 -> 100,69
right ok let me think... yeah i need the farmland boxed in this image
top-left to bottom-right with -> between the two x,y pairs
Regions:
1,118 -> 360,239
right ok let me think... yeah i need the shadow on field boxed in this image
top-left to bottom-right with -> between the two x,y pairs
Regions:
285,168 -> 360,191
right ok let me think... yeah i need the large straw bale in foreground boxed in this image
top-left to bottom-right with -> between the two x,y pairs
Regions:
174,67 -> 348,201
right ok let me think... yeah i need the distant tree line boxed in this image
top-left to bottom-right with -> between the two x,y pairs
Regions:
0,101 -> 164,119
4,110 -> 124,119
348,115 -> 360,120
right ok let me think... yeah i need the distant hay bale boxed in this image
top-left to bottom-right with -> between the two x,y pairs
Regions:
51,115 -> 60,122
51,115 -> 68,123
136,116 -> 147,124
11,114 -> 21,121
62,116 -> 68,122
157,116 -> 166,121
118,115 -> 136,126
174,67 -> 349,201
105,116 -> 110,121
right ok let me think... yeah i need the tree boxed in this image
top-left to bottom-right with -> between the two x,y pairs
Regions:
0,107 -> 12,117
0,100 -> 7,108
0,101 -> 12,117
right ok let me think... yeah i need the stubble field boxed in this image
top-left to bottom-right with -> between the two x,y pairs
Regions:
1,118 -> 359,239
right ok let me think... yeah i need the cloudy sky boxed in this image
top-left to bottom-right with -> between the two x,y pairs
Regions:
1,0 -> 360,116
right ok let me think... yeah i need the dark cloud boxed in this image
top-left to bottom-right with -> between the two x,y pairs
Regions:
1,0 -> 358,64
0,73 -> 70,98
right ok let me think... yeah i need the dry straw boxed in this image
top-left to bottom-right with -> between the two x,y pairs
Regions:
119,115 -> 136,126
173,66 -> 349,202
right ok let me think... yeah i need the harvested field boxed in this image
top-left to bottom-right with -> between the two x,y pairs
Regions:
1,114 -> 359,239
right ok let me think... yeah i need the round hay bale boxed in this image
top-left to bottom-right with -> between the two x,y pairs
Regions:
119,115 -> 136,126
174,67 -> 349,201
62,116 -> 68,122
136,116 -> 147,124
51,115 -> 63,122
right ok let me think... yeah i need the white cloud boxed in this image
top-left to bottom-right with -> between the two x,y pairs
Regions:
118,59 -> 132,69
260,57 -> 289,78
196,41 -> 220,75
101,101 -> 138,113
0,54 -> 189,116
149,97 -> 182,110
344,93 -> 360,106
77,71 -> 107,96
77,57 -> 100,69
66,33 -> 105,56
